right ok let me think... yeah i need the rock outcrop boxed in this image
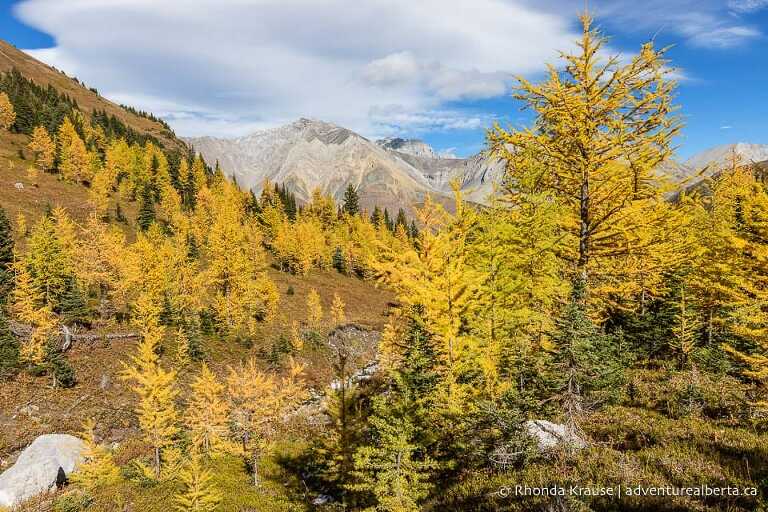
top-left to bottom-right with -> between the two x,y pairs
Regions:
524,420 -> 586,452
0,434 -> 85,508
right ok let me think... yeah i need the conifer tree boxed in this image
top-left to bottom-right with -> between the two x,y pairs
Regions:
371,206 -> 383,228
70,418 -> 121,491
0,92 -> 15,130
12,263 -> 56,366
186,363 -> 229,455
307,288 -> 323,330
0,207 -> 14,304
174,454 -> 222,512
671,285 -> 701,369
395,209 -> 407,231
122,298 -> 179,478
350,410 -> 435,512
488,13 -> 680,296
28,126 -> 55,173
383,209 -> 394,232
57,117 -> 90,182
550,280 -> 624,432
331,293 -> 346,326
137,185 -> 156,231
226,358 -> 305,486
0,309 -> 19,378
343,184 -> 360,216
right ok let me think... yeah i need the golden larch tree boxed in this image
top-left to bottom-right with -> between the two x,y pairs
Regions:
186,363 -> 230,455
28,126 -> 55,173
174,453 -> 222,512
0,92 -> 14,130
488,13 -> 680,301
122,296 -> 179,478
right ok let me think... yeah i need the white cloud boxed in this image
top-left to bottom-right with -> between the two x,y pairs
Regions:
720,125 -> 733,130
581,0 -> 763,48
14,0 -> 579,138
728,0 -> 768,13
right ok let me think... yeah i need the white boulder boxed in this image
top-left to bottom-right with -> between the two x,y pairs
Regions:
0,434 -> 86,508
525,420 -> 586,452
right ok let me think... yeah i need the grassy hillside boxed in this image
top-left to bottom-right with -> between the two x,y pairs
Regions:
0,40 -> 182,152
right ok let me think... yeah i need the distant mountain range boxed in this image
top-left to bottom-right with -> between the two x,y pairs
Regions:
185,119 -> 504,213
186,120 -> 767,213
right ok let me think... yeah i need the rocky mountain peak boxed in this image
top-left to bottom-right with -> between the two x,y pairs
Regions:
376,137 -> 438,159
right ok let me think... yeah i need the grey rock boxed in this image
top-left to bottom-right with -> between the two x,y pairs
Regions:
0,434 -> 86,508
524,420 -> 586,452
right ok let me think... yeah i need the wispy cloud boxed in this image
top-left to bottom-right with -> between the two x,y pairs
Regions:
720,125 -> 733,130
727,0 -> 768,13
14,0 -> 578,138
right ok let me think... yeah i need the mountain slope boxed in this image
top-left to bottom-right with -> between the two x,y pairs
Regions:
685,142 -> 768,172
186,119 -> 456,213
0,39 -> 183,151
187,121 -> 506,212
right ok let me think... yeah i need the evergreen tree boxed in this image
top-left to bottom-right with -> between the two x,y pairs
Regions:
137,185 -> 156,231
0,309 -> 19,378
0,207 -> 14,304
333,246 -> 347,274
59,276 -> 89,326
45,339 -> 76,388
371,206 -> 383,227
350,409 -> 435,512
551,280 -> 624,431
408,220 -> 419,241
395,209 -> 407,231
343,184 -> 360,216
383,208 -> 394,232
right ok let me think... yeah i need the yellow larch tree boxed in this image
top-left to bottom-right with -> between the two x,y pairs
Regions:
186,363 -> 230,455
201,181 -> 278,335
0,92 -> 14,130
330,292 -> 346,326
306,288 -> 323,330
487,13 -> 681,308
122,294 -> 179,479
174,453 -> 222,512
28,126 -> 55,173
226,358 -> 305,486
12,262 -> 56,365
70,418 -> 121,491
57,117 -> 90,183
375,190 -> 480,407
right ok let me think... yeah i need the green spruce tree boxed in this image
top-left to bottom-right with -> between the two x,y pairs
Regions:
0,207 -> 15,304
343,184 -> 360,216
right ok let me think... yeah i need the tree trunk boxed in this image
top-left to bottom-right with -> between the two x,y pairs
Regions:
154,446 -> 161,478
578,168 -> 590,291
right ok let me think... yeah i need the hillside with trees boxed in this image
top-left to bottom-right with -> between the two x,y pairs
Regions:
0,13 -> 767,512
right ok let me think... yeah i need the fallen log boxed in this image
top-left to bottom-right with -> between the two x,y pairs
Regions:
8,321 -> 139,351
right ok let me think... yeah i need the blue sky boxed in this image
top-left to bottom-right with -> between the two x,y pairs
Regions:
2,0 -> 767,160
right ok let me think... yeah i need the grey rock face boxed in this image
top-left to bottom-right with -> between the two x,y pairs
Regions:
0,434 -> 86,508
524,420 -> 586,452
185,119 -> 505,213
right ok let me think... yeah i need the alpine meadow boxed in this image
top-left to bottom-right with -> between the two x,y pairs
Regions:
1,4 -> 768,512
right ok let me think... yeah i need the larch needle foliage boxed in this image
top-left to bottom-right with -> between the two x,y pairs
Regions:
488,13 -> 681,306
186,363 -> 230,455
174,453 -> 222,512
122,298 -> 179,478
